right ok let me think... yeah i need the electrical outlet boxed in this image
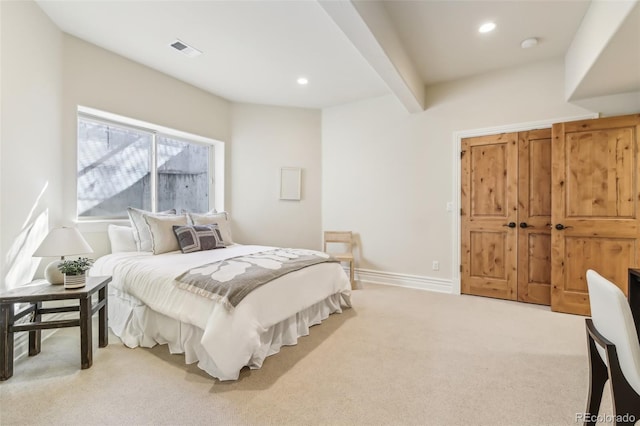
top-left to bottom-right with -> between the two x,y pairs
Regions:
432,261 -> 439,271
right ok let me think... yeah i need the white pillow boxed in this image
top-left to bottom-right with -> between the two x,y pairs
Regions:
127,207 -> 176,252
143,213 -> 188,255
188,211 -> 233,244
107,224 -> 137,253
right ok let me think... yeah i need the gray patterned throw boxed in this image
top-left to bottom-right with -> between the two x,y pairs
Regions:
175,248 -> 338,310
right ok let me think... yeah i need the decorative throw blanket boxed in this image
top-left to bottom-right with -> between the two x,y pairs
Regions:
175,248 -> 338,310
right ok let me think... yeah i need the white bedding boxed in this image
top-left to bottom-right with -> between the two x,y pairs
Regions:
91,244 -> 351,380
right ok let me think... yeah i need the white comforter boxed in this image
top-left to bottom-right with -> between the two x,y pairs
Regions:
91,244 -> 351,380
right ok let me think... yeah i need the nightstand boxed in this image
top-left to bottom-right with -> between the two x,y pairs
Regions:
0,276 -> 111,380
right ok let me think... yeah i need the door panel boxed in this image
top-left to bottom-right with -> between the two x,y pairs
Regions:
551,114 -> 640,315
521,233 -> 552,304
517,129 -> 552,305
461,133 -> 518,300
564,238 -> 635,292
528,135 -> 552,217
471,143 -> 508,217
566,128 -> 635,218
469,231 -> 507,278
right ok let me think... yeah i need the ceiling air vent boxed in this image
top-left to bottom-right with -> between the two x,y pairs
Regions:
169,39 -> 202,58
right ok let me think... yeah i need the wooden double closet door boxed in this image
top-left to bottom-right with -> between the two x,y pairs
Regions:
461,114 -> 640,315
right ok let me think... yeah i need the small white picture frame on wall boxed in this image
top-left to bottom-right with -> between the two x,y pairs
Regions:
280,167 -> 301,201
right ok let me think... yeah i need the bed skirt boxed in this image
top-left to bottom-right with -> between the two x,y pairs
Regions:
108,287 -> 345,380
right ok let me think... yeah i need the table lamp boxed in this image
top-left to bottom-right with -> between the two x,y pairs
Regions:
33,226 -> 94,284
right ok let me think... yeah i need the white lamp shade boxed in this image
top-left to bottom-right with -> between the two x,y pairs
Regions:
33,226 -> 93,285
33,226 -> 93,257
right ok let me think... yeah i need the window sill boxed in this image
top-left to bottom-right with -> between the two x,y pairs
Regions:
75,218 -> 130,233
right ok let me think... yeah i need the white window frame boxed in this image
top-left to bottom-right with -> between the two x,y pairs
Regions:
76,106 -> 225,221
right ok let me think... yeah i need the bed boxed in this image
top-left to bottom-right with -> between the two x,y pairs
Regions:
90,235 -> 352,381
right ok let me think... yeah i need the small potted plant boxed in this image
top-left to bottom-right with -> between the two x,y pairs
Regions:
57,257 -> 94,289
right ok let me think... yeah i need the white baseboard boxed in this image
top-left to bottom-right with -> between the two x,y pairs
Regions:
353,268 -> 453,294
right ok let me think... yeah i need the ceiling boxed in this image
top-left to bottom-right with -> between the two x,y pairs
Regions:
36,0 -> 639,110
568,2 -> 640,100
37,0 -> 390,109
382,0 -> 590,85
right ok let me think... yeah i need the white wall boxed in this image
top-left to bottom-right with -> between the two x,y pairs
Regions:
230,103 -> 322,249
322,59 -> 595,290
61,35 -> 232,256
1,2 -> 325,278
64,38 -> 324,254
0,1 -> 63,292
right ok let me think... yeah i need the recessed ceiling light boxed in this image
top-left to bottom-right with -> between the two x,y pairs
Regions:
297,77 -> 309,85
478,22 -> 496,33
520,37 -> 539,49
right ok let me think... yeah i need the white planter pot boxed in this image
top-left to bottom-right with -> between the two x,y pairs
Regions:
64,272 -> 86,289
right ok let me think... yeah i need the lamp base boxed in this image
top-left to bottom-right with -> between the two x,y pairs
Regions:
44,260 -> 64,285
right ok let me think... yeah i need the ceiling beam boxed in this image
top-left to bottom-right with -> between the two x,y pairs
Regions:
318,0 -> 425,113
564,0 -> 639,101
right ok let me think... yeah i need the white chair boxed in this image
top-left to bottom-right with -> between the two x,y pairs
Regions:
323,231 -> 354,289
584,269 -> 640,426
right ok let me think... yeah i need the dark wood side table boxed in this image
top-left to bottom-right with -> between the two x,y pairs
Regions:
0,276 -> 111,380
627,269 -> 640,342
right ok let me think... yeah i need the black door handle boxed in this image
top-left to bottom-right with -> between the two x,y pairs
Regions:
555,224 -> 573,230
503,222 -> 516,228
519,222 -> 534,228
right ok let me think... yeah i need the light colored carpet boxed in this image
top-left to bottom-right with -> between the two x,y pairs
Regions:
0,283 -> 613,425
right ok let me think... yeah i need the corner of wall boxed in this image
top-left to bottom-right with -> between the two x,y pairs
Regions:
1,0 -> 64,291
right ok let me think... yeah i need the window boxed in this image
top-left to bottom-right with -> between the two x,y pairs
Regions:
77,108 -> 223,219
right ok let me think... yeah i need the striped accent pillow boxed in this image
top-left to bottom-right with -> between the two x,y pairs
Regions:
172,224 -> 226,254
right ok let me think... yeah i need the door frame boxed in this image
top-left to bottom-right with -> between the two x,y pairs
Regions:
451,113 -> 598,295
